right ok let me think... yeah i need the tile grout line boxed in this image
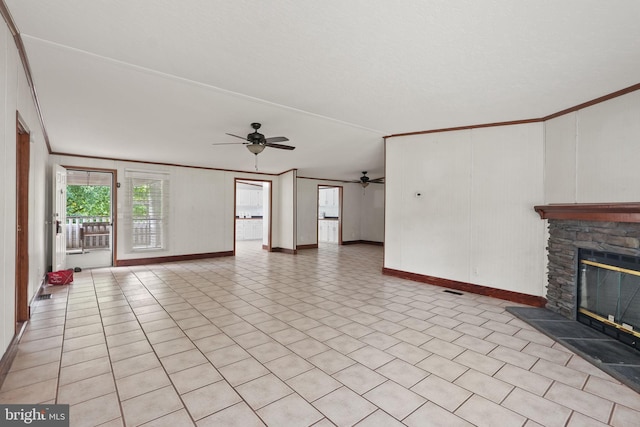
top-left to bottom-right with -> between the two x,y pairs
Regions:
144,261 -> 357,424
90,269 -> 125,425
127,266 -> 272,425
179,267 -> 316,425
113,266 -> 199,426
53,284 -> 70,406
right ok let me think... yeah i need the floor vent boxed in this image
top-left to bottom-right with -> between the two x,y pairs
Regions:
36,293 -> 52,300
443,289 -> 463,296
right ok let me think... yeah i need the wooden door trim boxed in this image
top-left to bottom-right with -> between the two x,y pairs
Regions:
15,115 -> 30,328
317,185 -> 343,245
234,178 -> 273,252
62,167 -> 118,266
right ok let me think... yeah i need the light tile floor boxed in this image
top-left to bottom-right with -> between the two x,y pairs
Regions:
1,242 -> 639,426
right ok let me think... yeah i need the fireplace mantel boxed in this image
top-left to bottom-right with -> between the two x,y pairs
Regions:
534,203 -> 640,223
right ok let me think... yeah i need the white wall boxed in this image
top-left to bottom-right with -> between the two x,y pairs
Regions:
171,166 -> 227,254
275,170 -> 296,250
1,23 -> 49,355
385,123 -> 546,296
341,183 -> 363,242
544,113 -> 577,203
51,155 -> 285,260
360,184 -> 384,242
0,23 -> 17,357
545,91 -> 640,203
20,86 -> 48,303
262,182 -> 270,247
296,178 -> 320,246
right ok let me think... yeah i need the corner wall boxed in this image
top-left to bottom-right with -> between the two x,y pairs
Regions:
1,22 -> 49,355
297,178 -> 384,247
545,90 -> 640,203
385,123 -> 546,296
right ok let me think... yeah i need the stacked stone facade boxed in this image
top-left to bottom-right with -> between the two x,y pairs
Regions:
545,220 -> 640,319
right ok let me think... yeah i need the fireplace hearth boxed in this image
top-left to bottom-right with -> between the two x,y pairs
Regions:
511,203 -> 640,392
534,203 -> 640,347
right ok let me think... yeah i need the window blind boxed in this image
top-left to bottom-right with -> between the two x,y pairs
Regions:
124,170 -> 170,250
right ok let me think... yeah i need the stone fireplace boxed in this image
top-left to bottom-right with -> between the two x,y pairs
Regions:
535,203 -> 640,349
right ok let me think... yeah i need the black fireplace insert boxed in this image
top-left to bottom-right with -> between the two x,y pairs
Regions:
578,249 -> 640,350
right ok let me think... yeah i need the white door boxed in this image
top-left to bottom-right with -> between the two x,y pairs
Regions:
52,165 -> 67,271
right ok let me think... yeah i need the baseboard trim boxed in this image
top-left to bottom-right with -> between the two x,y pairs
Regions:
28,275 -> 48,317
270,247 -> 297,255
1,274 -> 49,387
116,251 -> 234,266
342,240 -> 384,246
0,321 -> 28,391
297,244 -> 318,250
382,267 -> 547,307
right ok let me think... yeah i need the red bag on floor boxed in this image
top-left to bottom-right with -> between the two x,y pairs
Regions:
47,269 -> 74,285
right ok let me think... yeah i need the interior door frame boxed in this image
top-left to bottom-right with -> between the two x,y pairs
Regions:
15,114 -> 30,330
234,178 -> 272,254
63,166 -> 118,267
317,185 -> 343,245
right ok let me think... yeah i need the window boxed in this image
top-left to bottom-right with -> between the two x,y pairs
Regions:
125,170 -> 170,250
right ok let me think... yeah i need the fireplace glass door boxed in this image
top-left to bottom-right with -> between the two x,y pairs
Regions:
578,250 -> 640,347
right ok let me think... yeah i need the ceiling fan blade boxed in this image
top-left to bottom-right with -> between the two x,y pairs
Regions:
370,177 -> 385,183
264,142 -> 295,150
265,136 -> 289,143
212,142 -> 246,146
226,133 -> 248,140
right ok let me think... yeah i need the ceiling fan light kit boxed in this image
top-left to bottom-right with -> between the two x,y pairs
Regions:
246,144 -> 265,155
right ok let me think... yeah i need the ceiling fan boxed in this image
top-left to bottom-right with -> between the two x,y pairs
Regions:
352,171 -> 384,188
212,122 -> 295,155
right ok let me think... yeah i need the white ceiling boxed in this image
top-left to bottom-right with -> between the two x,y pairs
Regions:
5,0 -> 640,181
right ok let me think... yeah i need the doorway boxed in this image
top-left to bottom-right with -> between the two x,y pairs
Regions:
235,179 -> 272,254
318,186 -> 342,246
64,168 -> 116,269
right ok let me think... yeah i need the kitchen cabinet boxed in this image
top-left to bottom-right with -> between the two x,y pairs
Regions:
319,187 -> 340,218
318,219 -> 339,243
237,188 -> 262,207
236,219 -> 263,240
250,189 -> 263,207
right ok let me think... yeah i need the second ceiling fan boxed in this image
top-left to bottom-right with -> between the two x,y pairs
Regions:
213,122 -> 295,155
352,171 -> 384,187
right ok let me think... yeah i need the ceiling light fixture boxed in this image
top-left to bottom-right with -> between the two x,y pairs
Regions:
246,144 -> 265,155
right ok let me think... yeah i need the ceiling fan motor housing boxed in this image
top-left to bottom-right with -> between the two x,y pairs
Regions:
248,132 -> 265,144
248,123 -> 265,144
